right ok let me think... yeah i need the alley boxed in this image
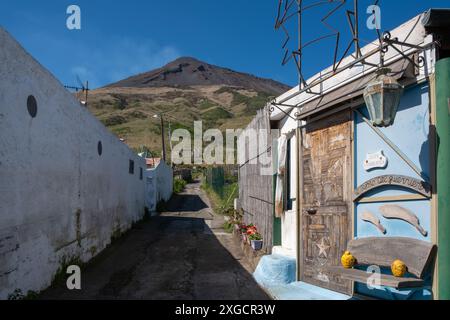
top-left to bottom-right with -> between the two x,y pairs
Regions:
39,181 -> 270,300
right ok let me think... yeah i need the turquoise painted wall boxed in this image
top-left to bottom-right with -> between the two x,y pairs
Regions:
435,58 -> 450,300
353,83 -> 433,300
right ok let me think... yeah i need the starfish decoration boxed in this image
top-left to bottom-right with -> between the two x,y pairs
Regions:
316,238 -> 331,258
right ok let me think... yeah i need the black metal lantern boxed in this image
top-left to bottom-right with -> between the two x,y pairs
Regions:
363,68 -> 404,127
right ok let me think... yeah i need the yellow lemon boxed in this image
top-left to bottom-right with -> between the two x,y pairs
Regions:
341,251 -> 356,269
391,260 -> 407,277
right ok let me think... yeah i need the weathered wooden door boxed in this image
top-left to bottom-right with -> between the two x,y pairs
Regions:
300,111 -> 352,295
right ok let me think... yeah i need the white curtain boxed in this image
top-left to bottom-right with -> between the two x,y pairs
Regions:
275,135 -> 287,218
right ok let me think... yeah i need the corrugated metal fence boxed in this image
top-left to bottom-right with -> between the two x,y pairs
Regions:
205,167 -> 225,196
238,107 -> 274,253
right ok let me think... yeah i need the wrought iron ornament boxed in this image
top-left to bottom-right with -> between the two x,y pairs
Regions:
270,0 -> 436,116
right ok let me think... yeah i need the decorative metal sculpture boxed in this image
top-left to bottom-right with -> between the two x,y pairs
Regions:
270,0 -> 434,118
275,0 -> 362,90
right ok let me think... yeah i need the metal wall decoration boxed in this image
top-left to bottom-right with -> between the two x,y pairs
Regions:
353,175 -> 432,201
274,0 -> 369,91
270,0 -> 434,116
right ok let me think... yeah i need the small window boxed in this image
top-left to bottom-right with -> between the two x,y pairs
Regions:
27,95 -> 38,118
139,167 -> 143,180
129,160 -> 135,174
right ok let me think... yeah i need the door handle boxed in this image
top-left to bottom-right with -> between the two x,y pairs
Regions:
305,208 -> 317,215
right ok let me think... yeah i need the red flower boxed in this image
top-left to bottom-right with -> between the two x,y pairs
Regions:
246,226 -> 257,235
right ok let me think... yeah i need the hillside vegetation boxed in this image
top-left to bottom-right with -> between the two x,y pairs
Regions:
87,57 -> 290,155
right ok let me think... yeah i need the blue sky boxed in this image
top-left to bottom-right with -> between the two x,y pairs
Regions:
1,0 -> 449,89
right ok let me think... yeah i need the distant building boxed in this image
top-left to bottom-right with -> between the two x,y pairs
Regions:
145,157 -> 161,169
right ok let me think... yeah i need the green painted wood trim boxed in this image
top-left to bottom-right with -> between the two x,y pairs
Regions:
273,173 -> 282,246
436,58 -> 450,300
272,138 -> 282,247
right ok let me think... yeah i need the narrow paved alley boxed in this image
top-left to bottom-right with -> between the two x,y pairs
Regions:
39,181 -> 270,300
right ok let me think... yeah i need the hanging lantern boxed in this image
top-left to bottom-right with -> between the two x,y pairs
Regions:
363,68 -> 404,127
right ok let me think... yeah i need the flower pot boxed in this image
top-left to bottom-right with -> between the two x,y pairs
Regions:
251,240 -> 263,251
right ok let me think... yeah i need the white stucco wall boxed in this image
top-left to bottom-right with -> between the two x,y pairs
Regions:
0,28 -> 146,299
145,162 -> 173,212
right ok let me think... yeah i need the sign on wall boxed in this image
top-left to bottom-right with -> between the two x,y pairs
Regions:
364,151 -> 388,171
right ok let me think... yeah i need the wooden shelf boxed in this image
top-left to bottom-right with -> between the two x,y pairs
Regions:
327,266 -> 425,289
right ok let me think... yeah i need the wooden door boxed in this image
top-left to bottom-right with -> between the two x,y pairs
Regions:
300,111 -> 353,295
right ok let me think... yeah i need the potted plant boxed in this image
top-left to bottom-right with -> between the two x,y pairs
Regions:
246,224 -> 258,246
249,233 -> 263,251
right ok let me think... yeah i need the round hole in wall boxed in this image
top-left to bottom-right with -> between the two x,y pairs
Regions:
27,95 -> 37,118
97,141 -> 103,156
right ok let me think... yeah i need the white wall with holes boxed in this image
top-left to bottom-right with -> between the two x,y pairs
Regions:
0,28 -> 146,299
145,162 -> 173,212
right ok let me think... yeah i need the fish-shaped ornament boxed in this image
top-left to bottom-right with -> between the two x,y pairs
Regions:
380,205 -> 428,237
361,211 -> 386,234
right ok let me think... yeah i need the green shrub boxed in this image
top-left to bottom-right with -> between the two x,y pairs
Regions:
173,178 -> 187,194
249,233 -> 262,241
223,221 -> 234,234
7,289 -> 39,301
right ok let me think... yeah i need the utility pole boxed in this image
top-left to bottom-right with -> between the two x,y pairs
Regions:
168,121 -> 173,165
160,114 -> 166,162
85,81 -> 89,107
298,0 -> 303,88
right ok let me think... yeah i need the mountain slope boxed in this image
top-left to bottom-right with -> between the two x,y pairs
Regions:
88,57 -> 290,155
106,56 -> 289,95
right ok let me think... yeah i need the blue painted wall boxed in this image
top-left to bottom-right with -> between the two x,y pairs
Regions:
353,83 -> 432,300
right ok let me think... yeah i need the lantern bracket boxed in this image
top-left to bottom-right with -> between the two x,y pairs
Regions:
270,39 -> 436,112
269,101 -> 299,121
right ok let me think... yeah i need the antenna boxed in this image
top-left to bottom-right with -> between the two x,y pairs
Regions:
64,75 -> 90,106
